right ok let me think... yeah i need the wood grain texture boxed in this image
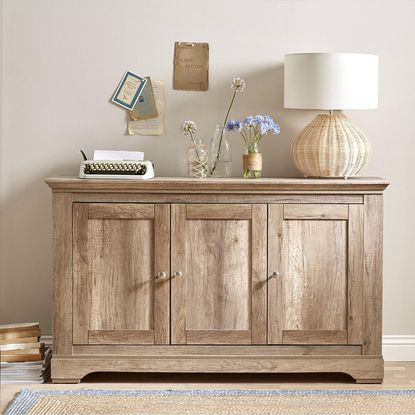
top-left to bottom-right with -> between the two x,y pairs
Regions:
268,204 -> 284,344
171,204 -> 267,345
251,205 -> 268,344
363,195 -> 383,355
73,193 -> 364,205
186,204 -> 251,220
283,219 -> 348,334
88,218 -> 154,331
282,330 -> 348,345
284,204 -> 349,220
51,355 -> 384,384
154,204 -> 170,344
72,203 -> 170,346
88,203 -> 154,219
52,192 -> 73,355
186,330 -> 251,345
270,203 -> 365,347
72,204 -> 90,344
47,178 -> 387,383
72,345 -> 362,356
171,205 -> 187,344
348,204 -> 364,344
185,218 -> 250,331
46,177 -> 389,194
88,330 -> 154,344
355,378 -> 384,384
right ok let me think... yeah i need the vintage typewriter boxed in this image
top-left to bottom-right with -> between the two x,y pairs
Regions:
79,150 -> 155,179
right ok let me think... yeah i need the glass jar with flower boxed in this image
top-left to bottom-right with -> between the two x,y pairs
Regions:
181,120 -> 208,178
209,77 -> 246,177
226,115 -> 281,179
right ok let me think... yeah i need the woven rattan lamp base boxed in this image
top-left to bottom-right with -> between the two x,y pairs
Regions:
292,113 -> 371,178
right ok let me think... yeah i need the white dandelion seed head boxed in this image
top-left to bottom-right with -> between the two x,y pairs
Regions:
181,120 -> 198,135
231,77 -> 246,92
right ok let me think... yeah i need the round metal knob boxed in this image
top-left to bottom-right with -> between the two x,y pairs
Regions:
174,271 -> 183,278
271,271 -> 280,278
156,271 -> 166,279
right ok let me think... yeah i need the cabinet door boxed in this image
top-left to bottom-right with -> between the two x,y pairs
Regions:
72,203 -> 170,345
171,204 -> 267,345
268,204 -> 363,345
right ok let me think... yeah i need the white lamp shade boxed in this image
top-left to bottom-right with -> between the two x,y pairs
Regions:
284,53 -> 379,110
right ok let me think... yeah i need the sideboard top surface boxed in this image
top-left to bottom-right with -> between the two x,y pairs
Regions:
45,176 -> 389,194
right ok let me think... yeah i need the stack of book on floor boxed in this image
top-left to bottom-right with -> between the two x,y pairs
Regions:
0,322 -> 51,384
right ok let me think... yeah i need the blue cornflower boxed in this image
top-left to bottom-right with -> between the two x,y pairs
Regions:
244,116 -> 254,127
226,119 -> 242,132
271,122 -> 281,135
260,122 -> 270,135
253,115 -> 265,124
226,120 -> 235,131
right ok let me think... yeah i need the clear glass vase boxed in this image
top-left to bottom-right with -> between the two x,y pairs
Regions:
209,125 -> 231,177
243,142 -> 262,179
187,139 -> 208,178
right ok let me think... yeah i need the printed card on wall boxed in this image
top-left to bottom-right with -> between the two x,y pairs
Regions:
111,71 -> 147,110
173,42 -> 209,91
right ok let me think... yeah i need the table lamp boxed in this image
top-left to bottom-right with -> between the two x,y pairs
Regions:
284,53 -> 379,178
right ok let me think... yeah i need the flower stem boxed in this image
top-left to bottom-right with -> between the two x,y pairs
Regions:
223,91 -> 236,129
240,129 -> 248,144
190,132 -> 201,160
210,91 -> 236,175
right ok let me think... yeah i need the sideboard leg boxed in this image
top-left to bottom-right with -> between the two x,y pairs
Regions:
52,378 -> 81,384
355,378 -> 383,384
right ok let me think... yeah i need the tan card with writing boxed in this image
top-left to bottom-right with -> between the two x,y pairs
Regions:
173,42 -> 209,91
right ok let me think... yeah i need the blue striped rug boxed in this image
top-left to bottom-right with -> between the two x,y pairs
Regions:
5,388 -> 415,414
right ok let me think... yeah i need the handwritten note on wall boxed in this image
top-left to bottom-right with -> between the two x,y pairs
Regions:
173,42 -> 209,91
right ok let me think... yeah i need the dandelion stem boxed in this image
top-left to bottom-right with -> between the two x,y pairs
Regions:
189,132 -> 201,161
223,91 -> 236,129
211,91 -> 237,175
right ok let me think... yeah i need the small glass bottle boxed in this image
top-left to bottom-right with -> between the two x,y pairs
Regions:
187,139 -> 208,178
209,125 -> 231,177
243,142 -> 262,179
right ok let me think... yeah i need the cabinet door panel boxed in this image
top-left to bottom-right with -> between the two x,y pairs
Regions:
268,204 -> 363,346
88,218 -> 153,332
171,204 -> 267,345
73,203 -> 170,345
186,219 -> 251,331
284,219 -> 348,331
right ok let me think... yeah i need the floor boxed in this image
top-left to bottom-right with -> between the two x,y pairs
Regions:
1,362 -> 414,413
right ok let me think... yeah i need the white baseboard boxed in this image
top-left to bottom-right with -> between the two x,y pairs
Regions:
382,335 -> 415,361
40,335 -> 415,361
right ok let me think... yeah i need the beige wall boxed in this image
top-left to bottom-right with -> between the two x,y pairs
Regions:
0,0 -> 414,336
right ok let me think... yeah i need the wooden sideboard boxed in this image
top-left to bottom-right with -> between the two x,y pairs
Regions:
46,177 -> 389,384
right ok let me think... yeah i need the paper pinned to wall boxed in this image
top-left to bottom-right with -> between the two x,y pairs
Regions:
130,77 -> 158,120
173,42 -> 209,91
128,80 -> 166,136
